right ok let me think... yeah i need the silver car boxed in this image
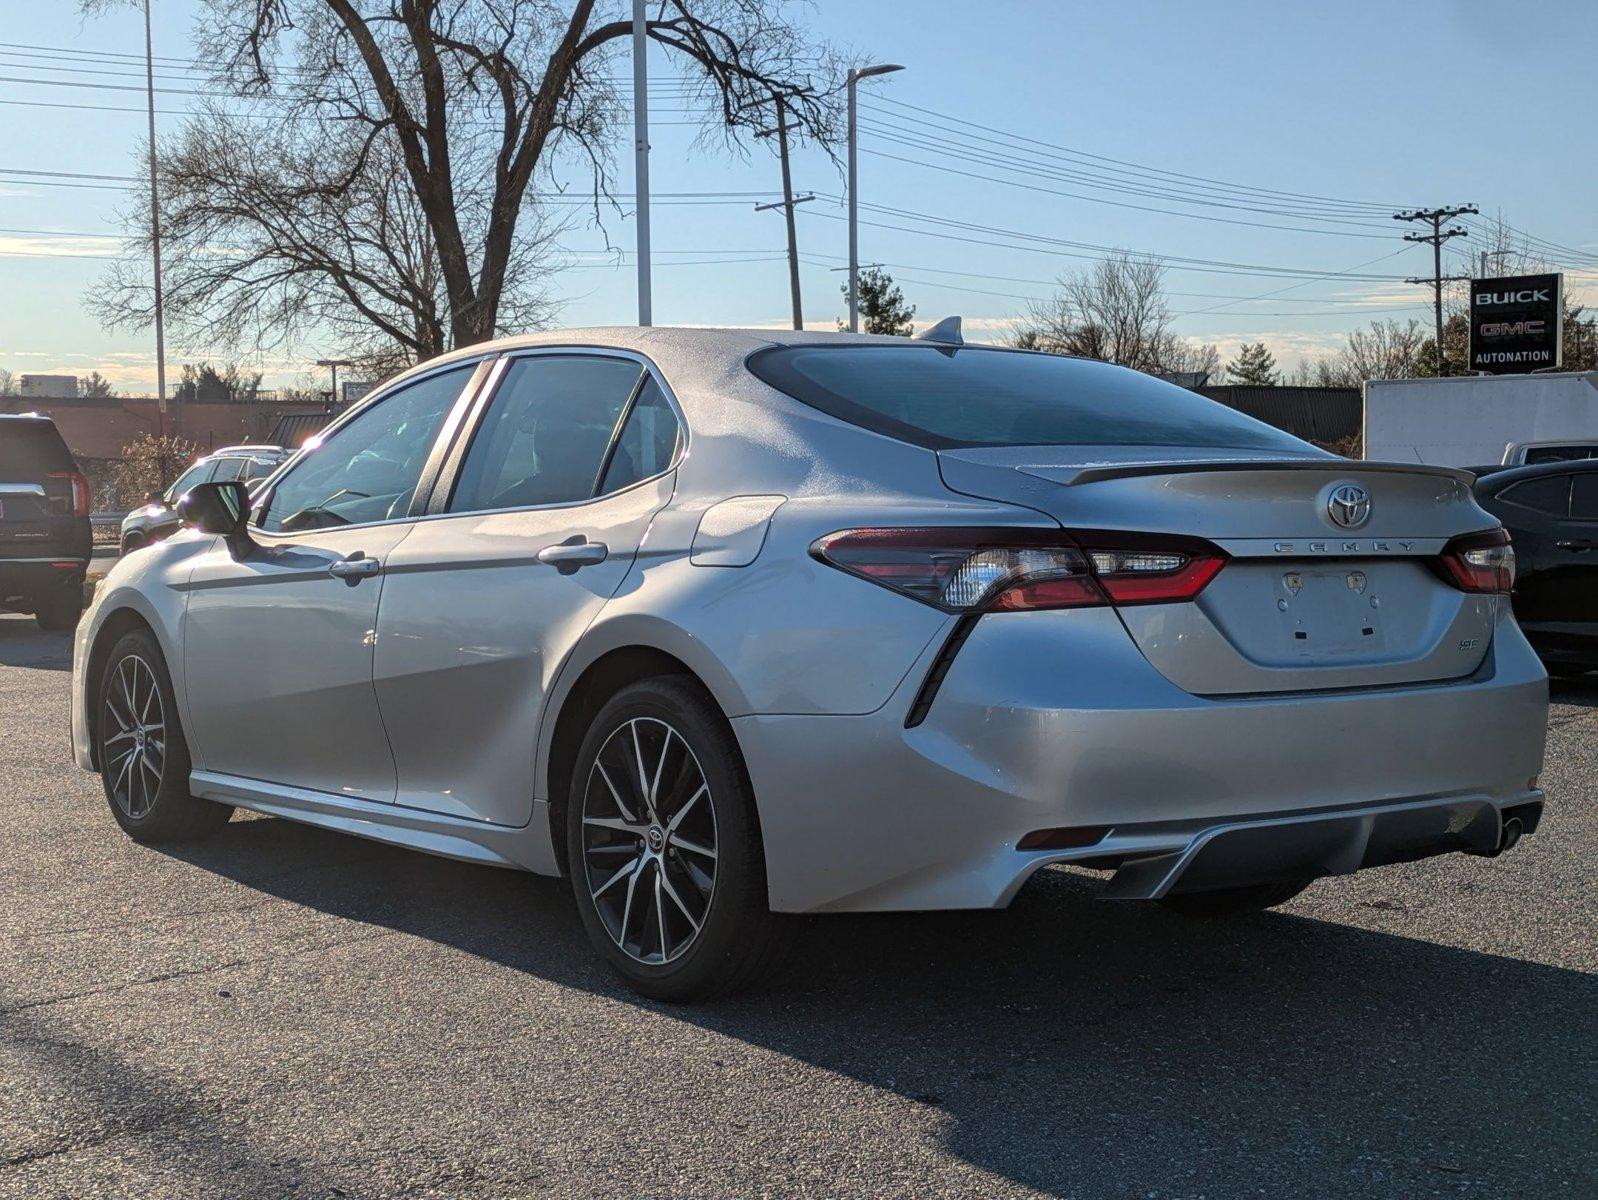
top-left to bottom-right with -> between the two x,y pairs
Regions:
70,326 -> 1549,1000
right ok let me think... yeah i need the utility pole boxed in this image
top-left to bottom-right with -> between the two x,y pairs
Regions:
316,358 -> 353,408
1396,205 -> 1477,375
632,0 -> 652,326
142,0 -> 168,439
755,98 -> 812,330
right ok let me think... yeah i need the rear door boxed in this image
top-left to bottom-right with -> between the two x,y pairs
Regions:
1484,473 -> 1571,632
372,352 -> 683,825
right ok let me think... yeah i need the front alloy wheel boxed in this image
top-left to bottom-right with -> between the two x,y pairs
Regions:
581,717 -> 719,965
566,678 -> 788,1001
96,629 -> 231,842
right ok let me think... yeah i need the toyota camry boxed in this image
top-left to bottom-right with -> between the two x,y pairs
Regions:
70,323 -> 1549,999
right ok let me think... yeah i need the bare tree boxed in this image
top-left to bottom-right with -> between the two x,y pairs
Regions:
1286,319 -> 1429,386
1019,251 -> 1217,378
87,1 -> 843,366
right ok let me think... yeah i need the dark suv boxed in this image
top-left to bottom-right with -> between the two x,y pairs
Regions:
0,414 -> 92,631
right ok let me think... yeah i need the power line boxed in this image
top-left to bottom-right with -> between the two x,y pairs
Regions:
1395,205 -> 1477,371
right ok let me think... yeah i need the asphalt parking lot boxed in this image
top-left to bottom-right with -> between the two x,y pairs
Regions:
2,612 -> 1594,1199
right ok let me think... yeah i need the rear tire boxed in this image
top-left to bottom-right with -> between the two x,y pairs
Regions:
96,628 -> 232,842
565,677 -> 788,1002
35,590 -> 84,632
120,532 -> 147,556
1158,878 -> 1312,918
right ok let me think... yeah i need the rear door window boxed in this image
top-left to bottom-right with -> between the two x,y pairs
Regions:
746,344 -> 1309,452
0,420 -> 74,475
449,356 -> 644,512
599,376 -> 681,495
1498,475 -> 1572,517
1570,475 -> 1598,521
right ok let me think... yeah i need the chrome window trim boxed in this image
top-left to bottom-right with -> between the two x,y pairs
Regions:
246,353 -> 499,538
431,344 -> 689,521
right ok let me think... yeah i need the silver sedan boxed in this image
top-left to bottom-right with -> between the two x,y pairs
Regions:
69,325 -> 1548,999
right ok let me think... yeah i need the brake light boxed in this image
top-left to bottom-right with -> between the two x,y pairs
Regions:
46,471 -> 91,516
812,527 -> 1226,612
1438,528 -> 1515,594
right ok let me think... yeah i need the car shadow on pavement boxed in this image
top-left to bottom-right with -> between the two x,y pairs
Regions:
1549,674 -> 1598,708
0,613 -> 71,671
156,814 -> 1598,1196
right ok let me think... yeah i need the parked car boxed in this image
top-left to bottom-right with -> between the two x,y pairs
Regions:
70,327 -> 1549,1000
1,413 -> 92,631
1474,459 -> 1598,675
1502,439 -> 1598,467
120,445 -> 292,555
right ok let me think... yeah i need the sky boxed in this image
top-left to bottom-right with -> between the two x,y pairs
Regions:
1,0 -> 1595,393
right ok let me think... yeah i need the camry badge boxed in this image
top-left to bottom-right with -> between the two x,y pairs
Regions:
1327,483 -> 1371,530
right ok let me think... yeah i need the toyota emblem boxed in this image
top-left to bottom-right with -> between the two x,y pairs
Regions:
1326,483 -> 1371,529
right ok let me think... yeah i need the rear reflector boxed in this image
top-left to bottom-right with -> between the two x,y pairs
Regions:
1017,826 -> 1111,851
1438,528 -> 1515,594
813,527 -> 1226,613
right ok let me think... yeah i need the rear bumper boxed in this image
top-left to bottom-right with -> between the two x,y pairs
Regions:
736,605 -> 1549,913
0,556 -> 88,601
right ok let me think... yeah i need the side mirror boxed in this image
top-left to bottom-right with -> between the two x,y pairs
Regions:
178,480 -> 256,559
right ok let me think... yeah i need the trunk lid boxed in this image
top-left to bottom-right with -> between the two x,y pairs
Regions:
938,447 -> 1501,694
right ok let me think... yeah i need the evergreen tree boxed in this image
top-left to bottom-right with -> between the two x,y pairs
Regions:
840,268 -> 915,336
1226,341 -> 1278,385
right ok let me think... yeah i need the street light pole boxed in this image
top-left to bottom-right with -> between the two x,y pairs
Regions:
143,0 -> 168,438
846,63 -> 902,334
633,0 -> 652,326
316,359 -> 353,409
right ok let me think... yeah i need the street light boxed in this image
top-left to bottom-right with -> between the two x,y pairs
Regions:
315,358 -> 354,409
847,62 -> 903,334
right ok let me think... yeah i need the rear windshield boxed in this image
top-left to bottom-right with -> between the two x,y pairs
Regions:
0,420 -> 73,474
746,345 -> 1311,452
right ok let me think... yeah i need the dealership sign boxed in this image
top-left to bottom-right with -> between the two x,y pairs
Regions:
1470,272 -> 1563,374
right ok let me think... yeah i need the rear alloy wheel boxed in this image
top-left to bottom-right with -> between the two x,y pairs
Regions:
567,678 -> 787,1001
1158,878 -> 1312,918
97,629 -> 232,842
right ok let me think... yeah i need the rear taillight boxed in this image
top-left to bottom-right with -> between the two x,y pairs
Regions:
812,527 -> 1226,613
46,470 -> 91,516
1438,528 -> 1515,594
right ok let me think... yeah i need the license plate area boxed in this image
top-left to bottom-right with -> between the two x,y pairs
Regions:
1276,566 -> 1387,659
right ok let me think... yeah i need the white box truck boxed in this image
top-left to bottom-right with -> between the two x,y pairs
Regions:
1363,371 -> 1598,468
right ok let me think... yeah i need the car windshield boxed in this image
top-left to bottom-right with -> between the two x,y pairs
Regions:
746,344 -> 1311,452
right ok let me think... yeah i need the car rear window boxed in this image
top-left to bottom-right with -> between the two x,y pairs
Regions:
745,345 -> 1309,452
1523,445 -> 1598,464
0,419 -> 74,474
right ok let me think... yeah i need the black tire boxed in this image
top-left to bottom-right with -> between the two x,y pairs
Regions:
1158,878 -> 1313,918
1546,663 -> 1593,679
35,589 -> 84,632
120,532 -> 146,556
96,628 -> 232,842
566,676 -> 787,1002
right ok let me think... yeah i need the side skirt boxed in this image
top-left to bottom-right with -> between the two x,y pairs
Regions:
189,771 -> 561,875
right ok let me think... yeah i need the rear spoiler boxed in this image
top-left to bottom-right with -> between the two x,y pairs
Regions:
1057,459 -> 1477,488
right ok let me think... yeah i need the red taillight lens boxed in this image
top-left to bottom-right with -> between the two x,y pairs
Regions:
46,470 -> 91,516
812,527 -> 1226,612
1439,528 -> 1515,594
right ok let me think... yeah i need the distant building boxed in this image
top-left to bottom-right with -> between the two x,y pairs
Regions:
18,374 -> 79,399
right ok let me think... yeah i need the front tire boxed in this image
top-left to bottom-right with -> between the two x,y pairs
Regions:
96,629 -> 232,842
1158,878 -> 1312,918
566,677 -> 786,1001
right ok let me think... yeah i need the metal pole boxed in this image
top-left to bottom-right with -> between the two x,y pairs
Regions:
1431,215 -> 1445,373
775,101 -> 802,330
143,0 -> 168,438
846,73 -> 858,333
632,0 -> 652,326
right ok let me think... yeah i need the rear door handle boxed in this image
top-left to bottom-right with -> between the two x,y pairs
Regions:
1555,540 -> 1596,551
328,552 -> 381,583
537,537 -> 609,574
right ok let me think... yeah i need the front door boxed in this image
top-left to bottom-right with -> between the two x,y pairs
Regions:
372,354 -> 684,825
182,361 -> 483,800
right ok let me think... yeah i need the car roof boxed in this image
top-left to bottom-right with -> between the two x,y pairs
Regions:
1476,457 -> 1598,491
209,444 -> 285,457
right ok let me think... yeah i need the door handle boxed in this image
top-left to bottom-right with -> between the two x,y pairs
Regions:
1555,540 -> 1595,551
537,537 -> 609,574
328,552 -> 382,584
